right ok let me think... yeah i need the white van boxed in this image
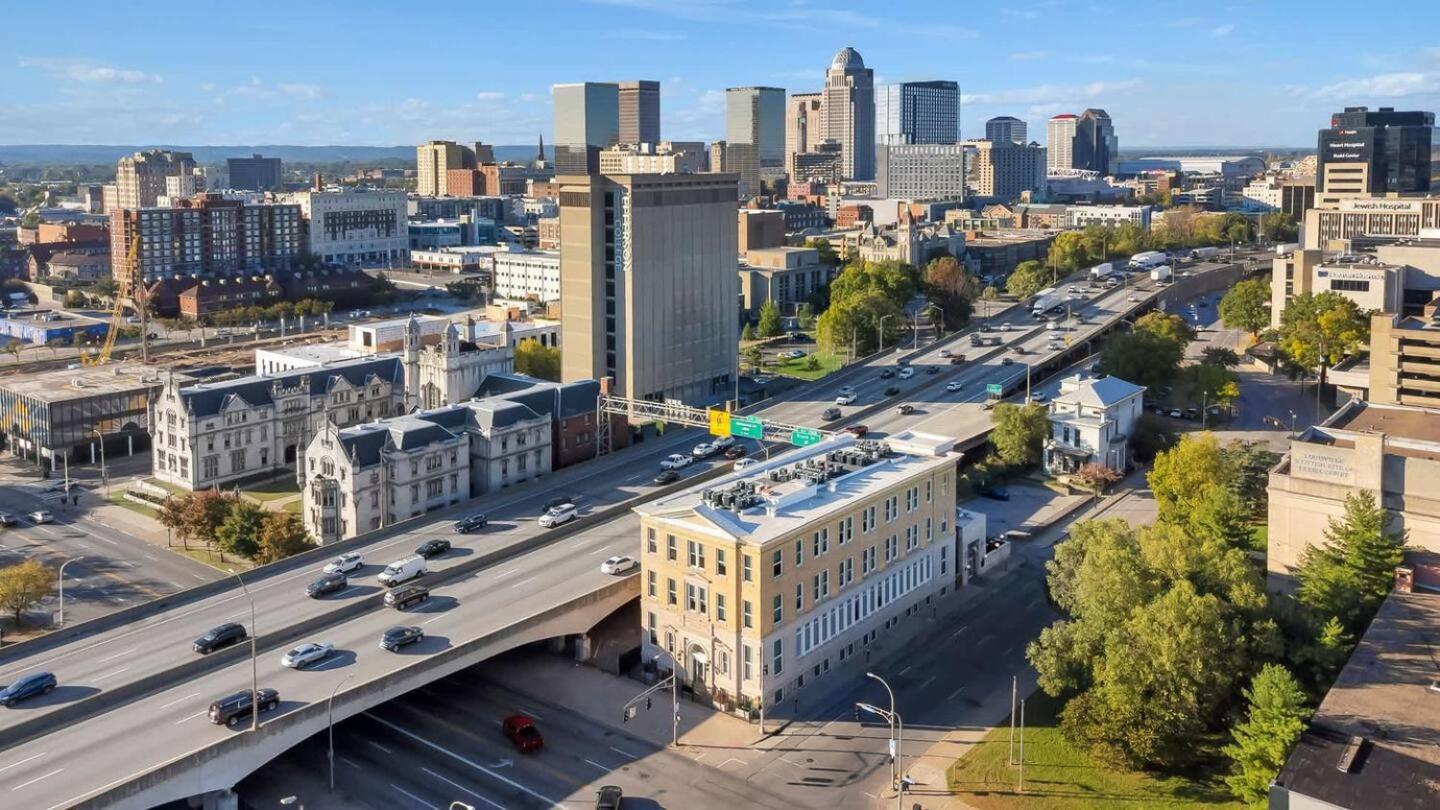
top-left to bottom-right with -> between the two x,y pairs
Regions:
377,555 -> 427,587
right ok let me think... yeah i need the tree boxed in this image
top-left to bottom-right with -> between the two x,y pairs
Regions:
740,322 -> 756,342
0,560 -> 54,625
805,238 -> 840,269
1046,231 -> 1089,274
989,402 -> 1049,468
157,493 -> 192,548
1295,490 -> 1407,633
63,290 -> 88,308
3,340 -> 20,364
1135,311 -> 1195,346
183,489 -> 237,559
816,289 -> 903,357
1222,664 -> 1312,804
1202,346 -> 1241,368
796,302 -> 816,330
1006,260 -> 1047,300
1219,278 -> 1272,336
216,500 -> 265,560
514,340 -> 561,381
925,256 -> 979,330
828,260 -> 918,311
743,345 -> 763,373
1148,434 -> 1236,525
756,299 -> 783,338
256,513 -> 315,564
1261,212 -> 1298,243
1074,462 -> 1123,497
46,338 -> 66,357
1278,291 -> 1369,375
1098,329 -> 1184,390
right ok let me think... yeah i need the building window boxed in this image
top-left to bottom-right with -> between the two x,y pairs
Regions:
667,535 -> 677,562
716,548 -> 728,576
772,638 -> 783,677
647,612 -> 658,644
813,528 -> 829,557
667,578 -> 677,606
795,538 -> 804,568
647,570 -> 657,597
687,540 -> 705,570
743,554 -> 753,582
743,599 -> 753,629
647,528 -> 656,555
795,583 -> 803,611
716,594 -> 727,622
772,549 -> 783,578
743,645 -> 753,680
839,516 -> 853,544
772,594 -> 783,624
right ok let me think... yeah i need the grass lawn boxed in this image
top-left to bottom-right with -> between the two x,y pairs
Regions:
772,351 -> 844,381
108,489 -> 158,519
241,477 -> 301,503
947,691 -> 1243,810
283,500 -> 302,514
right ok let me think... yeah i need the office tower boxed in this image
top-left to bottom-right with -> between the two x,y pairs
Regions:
875,80 -> 959,146
962,139 -> 1045,201
985,116 -> 1027,145
876,143 -> 967,200
618,80 -> 661,146
416,140 -> 477,196
472,142 -> 496,164
558,172 -> 739,404
786,92 -> 825,178
1317,106 -> 1434,200
114,150 -> 197,209
823,47 -> 876,180
553,82 -> 620,176
725,86 -> 786,197
226,154 -> 282,191
1046,114 -> 1078,172
1073,108 -> 1118,175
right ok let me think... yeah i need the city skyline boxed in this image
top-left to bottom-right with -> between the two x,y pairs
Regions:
2,0 -> 1436,148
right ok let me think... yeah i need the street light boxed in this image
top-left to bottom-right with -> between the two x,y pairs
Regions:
228,569 -> 260,732
90,427 -> 108,498
328,673 -> 354,791
56,556 -> 84,627
867,672 -> 903,792
913,303 -> 942,349
877,314 -> 895,354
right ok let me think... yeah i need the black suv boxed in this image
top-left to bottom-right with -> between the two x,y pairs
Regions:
453,513 -> 488,533
208,688 -> 280,728
193,622 -> 247,654
0,671 -> 57,706
384,584 -> 431,610
307,571 -> 347,598
380,625 -> 424,651
415,538 -> 451,559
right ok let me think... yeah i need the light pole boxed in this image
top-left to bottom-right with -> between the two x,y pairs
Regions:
913,303 -> 942,349
867,672 -> 902,790
328,673 -> 354,791
91,427 -> 107,498
56,556 -> 84,627
877,314 -> 895,354
229,569 -> 260,732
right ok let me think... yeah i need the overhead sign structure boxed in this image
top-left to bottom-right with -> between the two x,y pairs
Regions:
790,427 -> 823,447
730,415 -> 764,440
708,408 -> 731,438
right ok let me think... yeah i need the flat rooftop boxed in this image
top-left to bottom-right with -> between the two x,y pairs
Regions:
257,343 -> 365,365
1323,401 -> 1440,445
0,364 -> 170,402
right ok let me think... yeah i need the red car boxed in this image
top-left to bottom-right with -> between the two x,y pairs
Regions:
843,425 -> 869,438
502,714 -> 544,753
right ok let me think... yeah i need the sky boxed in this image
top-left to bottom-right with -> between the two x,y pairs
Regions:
1,0 -> 1437,149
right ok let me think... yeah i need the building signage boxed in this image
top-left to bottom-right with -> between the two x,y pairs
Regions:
790,427 -> 823,447
708,408 -> 731,438
730,415 -> 764,440
986,383 -> 1003,396
1291,445 -> 1355,485
1342,200 -> 1422,213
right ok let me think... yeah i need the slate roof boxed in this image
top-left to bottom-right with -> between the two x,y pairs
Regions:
180,356 -> 403,418
467,400 -> 542,432
473,373 -> 599,422
1057,375 -> 1144,409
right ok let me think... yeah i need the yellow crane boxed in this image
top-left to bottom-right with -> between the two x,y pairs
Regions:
83,223 -> 143,366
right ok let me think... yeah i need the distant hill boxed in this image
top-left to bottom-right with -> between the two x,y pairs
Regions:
0,144 -> 549,166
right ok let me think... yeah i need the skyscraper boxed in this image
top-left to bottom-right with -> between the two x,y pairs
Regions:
725,86 -> 786,197
1046,114 -> 1078,172
823,47 -> 876,180
1073,109 -> 1118,175
226,154 -> 282,191
985,116 -> 1027,145
785,92 -> 825,177
875,80 -> 959,146
115,150 -> 197,209
618,80 -> 661,146
553,82 -> 620,175
416,140 -> 476,196
1317,106 -> 1434,200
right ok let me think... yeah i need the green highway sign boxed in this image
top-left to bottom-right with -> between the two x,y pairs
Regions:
790,427 -> 823,447
731,415 -> 764,440
986,383 -> 1003,396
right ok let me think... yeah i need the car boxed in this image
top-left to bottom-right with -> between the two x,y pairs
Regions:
1031,392 -> 1048,403
712,435 -> 735,449
384,584 -> 431,609
28,510 -> 52,524
896,404 -> 915,415
0,512 -> 14,526
980,486 -> 1011,501
378,555 -> 427,586
691,442 -> 717,458
453,513 -> 488,533
723,444 -> 749,460
835,392 -> 857,405
660,453 -> 693,470
925,366 -> 939,375
539,503 -> 577,528
1128,294 -> 1141,302
1048,330 -> 1065,339
596,785 -> 624,810
999,323 -> 1013,332
1001,357 -> 1015,366
883,385 -> 900,396
843,424 -> 869,437
415,538 -> 451,559
734,457 -> 758,471
979,324 -> 994,333
652,469 -> 680,485
323,552 -> 363,574
945,381 -> 963,392
822,407 -> 842,421
897,367 -> 914,380
1185,407 -> 1200,420
280,641 -> 334,669
208,688 -> 280,728
896,357 -> 910,366
600,555 -> 638,575
1196,299 -> 1208,308
503,714 -> 545,753
306,572 -> 348,598
193,622 -> 248,654
938,349 -> 953,358
1047,342 -> 1062,351
1168,408 -> 1184,418
379,625 -> 424,651
878,368 -> 895,379
0,671 -> 56,707
751,375 -> 773,385
949,357 -> 964,365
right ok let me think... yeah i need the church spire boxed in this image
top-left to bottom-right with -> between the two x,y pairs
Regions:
537,133 -> 545,164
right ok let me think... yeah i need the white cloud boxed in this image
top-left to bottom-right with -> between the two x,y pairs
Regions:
1211,23 -> 1235,37
961,79 -> 1140,107
277,83 -> 323,99
518,93 -> 539,103
18,56 -> 161,84
1312,71 -> 1440,99
228,77 -> 326,101
475,91 -> 507,101
1010,50 -> 1052,61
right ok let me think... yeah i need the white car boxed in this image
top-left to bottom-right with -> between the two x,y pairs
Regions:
27,510 -> 53,524
1128,294 -> 1141,302
539,504 -> 577,528
835,392 -> 857,405
692,442 -> 716,458
712,435 -> 735,449
945,381 -> 964,392
280,640 -> 335,669
323,552 -> 363,575
660,453 -> 693,470
999,324 -> 1013,332
599,555 -> 638,575
938,349 -> 953,358
734,457 -> 758,471
897,367 -> 914,380
1031,392 -> 1048,403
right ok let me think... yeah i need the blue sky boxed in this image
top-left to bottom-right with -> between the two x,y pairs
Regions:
1,0 -> 1436,148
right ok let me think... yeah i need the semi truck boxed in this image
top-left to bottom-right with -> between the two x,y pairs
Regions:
1151,266 -> 1173,284
1088,262 -> 1115,280
1031,287 -> 1064,317
1128,250 -> 1168,271
1189,246 -> 1220,260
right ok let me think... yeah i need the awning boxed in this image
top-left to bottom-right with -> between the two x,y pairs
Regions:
690,650 -> 709,665
1049,445 -> 1090,457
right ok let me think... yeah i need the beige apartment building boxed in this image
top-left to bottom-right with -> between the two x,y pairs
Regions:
1269,249 -> 1406,328
1369,294 -> 1440,409
115,150 -> 197,210
416,140 -> 476,197
633,432 -> 962,715
785,92 -> 825,178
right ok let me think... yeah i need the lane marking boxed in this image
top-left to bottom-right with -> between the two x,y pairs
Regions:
173,709 -> 207,724
520,706 -> 543,720
608,746 -> 638,759
509,576 -> 536,590
422,614 -> 447,625
421,768 -> 505,810
158,692 -> 200,709
919,675 -> 936,691
898,665 -> 912,676
340,757 -> 360,769
10,768 -> 64,792
366,712 -> 561,807
583,759 -> 610,773
389,783 -> 441,810
368,740 -> 393,754
950,625 -> 968,639
97,648 -> 135,664
90,666 -> 130,683
494,568 -> 520,578
0,753 -> 46,774
948,686 -> 965,701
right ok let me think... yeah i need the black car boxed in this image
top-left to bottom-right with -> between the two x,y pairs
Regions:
1001,357 -> 1015,366
878,368 -> 895,379
822,407 -> 842,421
596,785 -> 624,810
380,625 -> 424,651
724,445 -> 749,460
980,486 -> 1011,501
384,584 -> 431,610
306,571 -> 348,598
978,324 -> 994,333
925,366 -> 940,375
208,688 -> 280,728
0,671 -> 57,706
653,469 -> 680,485
193,622 -> 247,654
415,538 -> 451,559
453,513 -> 488,533
883,385 -> 901,396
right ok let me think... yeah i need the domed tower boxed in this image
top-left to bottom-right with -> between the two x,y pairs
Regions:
824,46 -> 875,181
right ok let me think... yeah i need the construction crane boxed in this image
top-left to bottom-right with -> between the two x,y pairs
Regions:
83,223 -> 147,366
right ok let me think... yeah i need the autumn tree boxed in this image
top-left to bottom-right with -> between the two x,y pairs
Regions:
924,255 -> 978,329
256,513 -> 315,564
514,340 -> 561,381
1075,462 -> 1123,497
0,560 -> 54,625
184,489 -> 238,558
1006,259 -> 1048,300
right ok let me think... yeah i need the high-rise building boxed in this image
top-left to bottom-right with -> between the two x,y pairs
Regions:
823,47 -> 876,180
876,143 -> 967,200
785,92 -> 825,179
725,86 -> 786,197
962,139 -> 1046,201
416,140 -> 477,196
618,80 -> 661,146
1046,114 -> 1078,172
875,80 -> 959,146
553,82 -> 620,176
226,154 -> 282,191
1073,109 -> 1118,175
558,172 -> 739,404
985,116 -> 1027,145
284,188 -> 409,268
115,150 -> 197,210
1317,106 -> 1434,202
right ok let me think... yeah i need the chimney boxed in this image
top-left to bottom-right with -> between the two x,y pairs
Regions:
312,172 -> 323,192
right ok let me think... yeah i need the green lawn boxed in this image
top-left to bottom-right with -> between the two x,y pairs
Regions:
241,477 -> 301,503
947,691 -> 1243,810
108,490 -> 158,519
772,351 -> 844,381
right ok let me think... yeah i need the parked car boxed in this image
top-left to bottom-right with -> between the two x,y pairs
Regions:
595,785 -> 624,810
896,404 -> 915,415
384,584 -> 431,610
652,469 -> 680,485
599,555 -> 638,575
1184,407 -> 1200,420
208,688 -> 279,728
28,510 -> 52,524
0,512 -> 15,526
0,671 -> 56,706
835,392 -> 857,405
379,625 -> 424,651
660,453 -> 693,470
193,622 -> 247,654
453,513 -> 488,533
307,572 -> 348,598
377,555 -> 427,587
280,641 -> 334,669
980,486 -> 1011,501
323,552 -> 363,574
822,407 -> 842,421
945,381 -> 963,392
723,445 -> 749,460
415,538 -> 451,559
843,424 -> 869,437
999,324 -> 1013,332
1169,408 -> 1184,419
503,714 -> 545,753
883,385 -> 900,396
539,503 -> 577,528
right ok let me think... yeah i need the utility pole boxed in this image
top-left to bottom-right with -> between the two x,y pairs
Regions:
1017,698 -> 1026,792
1008,675 -> 1017,765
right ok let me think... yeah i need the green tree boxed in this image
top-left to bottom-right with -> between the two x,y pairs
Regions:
815,289 -> 903,357
1261,211 -> 1298,243
63,289 -> 88,308
1098,329 -> 1184,390
1046,231 -> 1089,274
1006,259 -> 1047,300
743,345 -> 763,373
1222,664 -> 1312,804
256,513 -> 315,564
805,237 -> 840,269
924,255 -> 978,330
184,489 -> 237,558
216,500 -> 265,560
1110,222 -> 1149,257
1278,291 -> 1369,375
1219,278 -> 1272,336
1202,346 -> 1241,368
756,299 -> 783,338
1148,434 -> 1237,524
989,402 -> 1049,468
1295,490 -> 1406,633
827,260 -> 918,311
514,340 -> 561,381
740,322 -> 756,342
796,302 -> 816,330
1135,311 -> 1195,346
0,559 -> 55,624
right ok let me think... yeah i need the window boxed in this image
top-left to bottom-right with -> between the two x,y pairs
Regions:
862,505 -> 876,532
795,583 -> 803,611
813,528 -> 828,557
795,538 -> 804,568
647,528 -> 657,555
647,570 -> 656,597
772,638 -> 784,676
743,645 -> 753,680
772,594 -> 783,624
743,599 -> 753,629
716,549 -> 727,576
838,516 -> 853,545
742,554 -> 753,582
667,535 -> 677,562
772,549 -> 783,578
716,594 -> 727,622
687,540 -> 704,569
667,578 -> 677,606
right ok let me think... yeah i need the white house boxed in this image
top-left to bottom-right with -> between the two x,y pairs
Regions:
1043,374 -> 1145,476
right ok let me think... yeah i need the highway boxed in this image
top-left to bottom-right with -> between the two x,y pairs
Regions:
0,253 -> 1256,807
